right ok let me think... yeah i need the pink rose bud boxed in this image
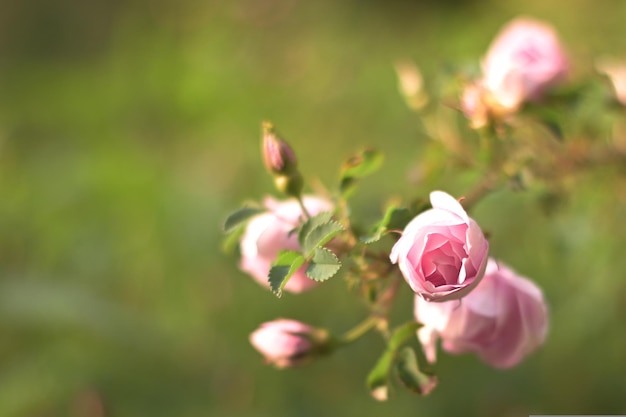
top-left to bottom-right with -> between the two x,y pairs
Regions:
480,17 -> 569,111
250,319 -> 328,368
240,196 -> 332,293
390,191 -> 489,302
262,121 -> 298,175
415,258 -> 549,369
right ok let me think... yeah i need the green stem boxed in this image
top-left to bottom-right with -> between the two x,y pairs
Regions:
461,172 -> 501,211
338,316 -> 379,346
296,195 -> 312,220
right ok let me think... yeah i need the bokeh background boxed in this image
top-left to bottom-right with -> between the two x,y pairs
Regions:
2,0 -> 626,415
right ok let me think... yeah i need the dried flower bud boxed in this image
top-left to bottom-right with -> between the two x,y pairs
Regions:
262,121 -> 298,175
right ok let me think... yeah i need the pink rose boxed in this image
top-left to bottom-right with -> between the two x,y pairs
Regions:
415,258 -> 549,369
390,191 -> 489,302
250,319 -> 320,368
480,17 -> 569,111
240,196 -> 332,293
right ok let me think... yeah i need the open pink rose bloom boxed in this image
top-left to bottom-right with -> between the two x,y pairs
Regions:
239,196 -> 332,293
390,191 -> 489,302
415,258 -> 548,369
250,319 -> 316,368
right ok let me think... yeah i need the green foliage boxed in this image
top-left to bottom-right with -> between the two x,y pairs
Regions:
264,212 -> 346,297
305,248 -> 342,281
268,251 -> 306,297
223,206 -> 264,233
340,149 -> 384,195
301,220 -> 344,257
366,322 -> 421,401
360,206 -> 415,244
395,347 -> 437,396
297,212 -> 334,248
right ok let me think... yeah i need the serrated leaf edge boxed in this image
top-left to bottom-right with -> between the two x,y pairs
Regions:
305,247 -> 342,282
302,220 -> 344,256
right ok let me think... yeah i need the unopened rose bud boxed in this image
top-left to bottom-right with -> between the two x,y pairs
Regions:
250,319 -> 331,368
262,122 -> 298,175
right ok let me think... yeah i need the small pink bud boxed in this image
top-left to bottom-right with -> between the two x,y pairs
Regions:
249,319 -> 329,368
262,122 -> 298,175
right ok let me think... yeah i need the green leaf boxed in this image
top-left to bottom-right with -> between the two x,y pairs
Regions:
539,116 -> 563,141
388,321 -> 421,350
366,321 -> 421,401
360,229 -> 386,245
223,206 -> 264,233
341,148 -> 384,179
302,221 -> 344,256
385,207 -> 414,231
360,206 -> 413,244
305,248 -> 341,281
340,149 -> 384,195
297,212 -> 334,248
366,348 -> 394,401
268,251 -> 305,297
221,224 -> 246,254
395,347 -> 438,396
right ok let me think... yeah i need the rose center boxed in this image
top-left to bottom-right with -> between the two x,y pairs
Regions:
419,232 -> 467,287
515,43 -> 543,65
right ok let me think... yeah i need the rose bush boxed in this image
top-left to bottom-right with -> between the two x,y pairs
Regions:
239,196 -> 332,293
250,319 -> 319,368
415,258 -> 549,369
390,191 -> 489,302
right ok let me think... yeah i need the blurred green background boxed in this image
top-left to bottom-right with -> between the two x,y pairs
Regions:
2,0 -> 626,415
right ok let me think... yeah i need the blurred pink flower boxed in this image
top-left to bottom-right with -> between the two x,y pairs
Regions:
240,195 -> 332,293
390,191 -> 489,302
250,319 -> 318,368
482,17 -> 568,110
462,17 -> 568,127
415,258 -> 548,369
461,83 -> 490,129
